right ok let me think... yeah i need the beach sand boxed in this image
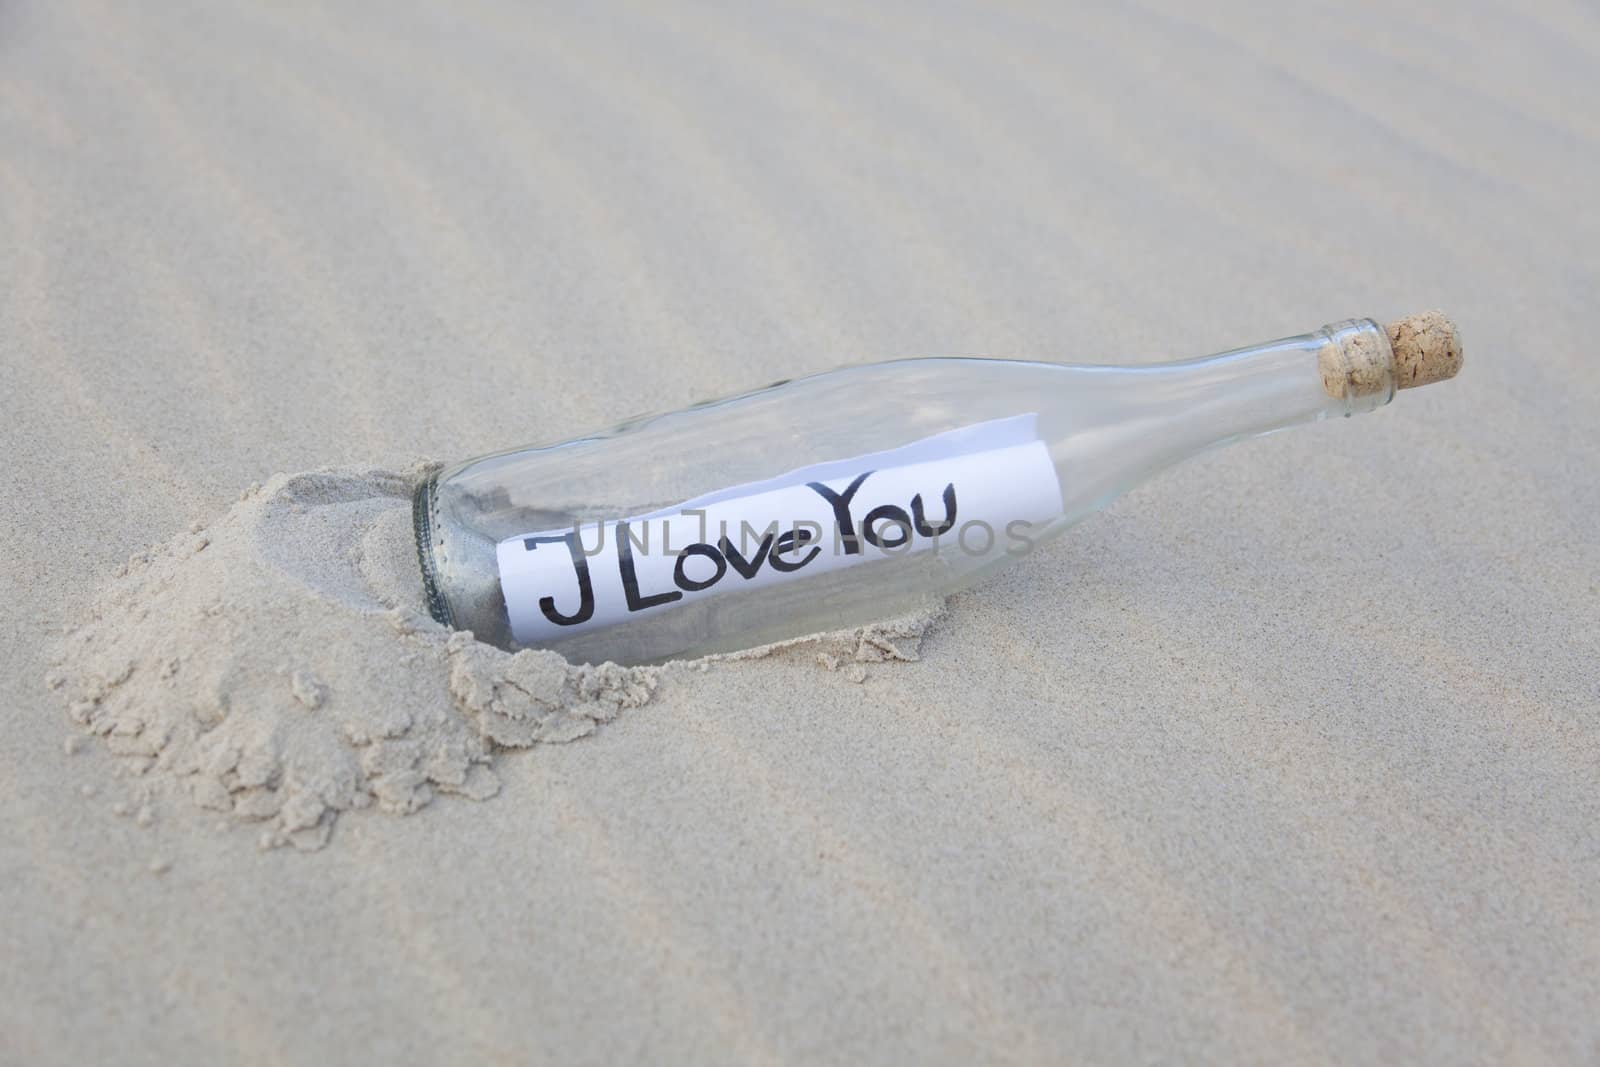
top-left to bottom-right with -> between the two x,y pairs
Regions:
3,1 -> 1598,1062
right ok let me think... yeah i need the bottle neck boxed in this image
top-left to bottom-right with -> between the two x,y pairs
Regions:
1148,318 -> 1394,449
1050,320 -> 1395,510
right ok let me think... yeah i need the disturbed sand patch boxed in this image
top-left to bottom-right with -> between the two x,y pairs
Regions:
48,469 -> 938,850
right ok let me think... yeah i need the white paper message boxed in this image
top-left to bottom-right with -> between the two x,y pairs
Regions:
496,416 -> 1063,647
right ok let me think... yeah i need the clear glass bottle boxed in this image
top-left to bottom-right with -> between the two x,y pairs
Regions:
414,313 -> 1462,665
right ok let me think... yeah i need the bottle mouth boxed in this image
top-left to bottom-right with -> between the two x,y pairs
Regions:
1317,318 -> 1397,415
411,471 -> 455,629
1315,312 -> 1464,409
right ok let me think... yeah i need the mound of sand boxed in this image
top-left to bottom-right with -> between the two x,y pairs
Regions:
48,469 -> 657,850
48,468 -> 938,850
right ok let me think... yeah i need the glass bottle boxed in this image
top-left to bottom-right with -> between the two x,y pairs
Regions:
414,312 -> 1462,665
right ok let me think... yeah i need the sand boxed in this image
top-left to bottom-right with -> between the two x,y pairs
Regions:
50,469 -> 646,850
47,466 -> 933,851
4,0 -> 1599,1063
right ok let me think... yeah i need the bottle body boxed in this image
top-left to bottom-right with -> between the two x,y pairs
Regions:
416,320 -> 1394,664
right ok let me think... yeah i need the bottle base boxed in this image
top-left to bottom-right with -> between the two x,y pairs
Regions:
411,471 -> 455,630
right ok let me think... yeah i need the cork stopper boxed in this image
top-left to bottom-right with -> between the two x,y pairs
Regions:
1386,310 -> 1464,390
1317,310 -> 1463,400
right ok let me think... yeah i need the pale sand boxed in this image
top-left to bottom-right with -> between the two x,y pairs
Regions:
3,1 -> 1598,1062
48,466 -> 933,851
